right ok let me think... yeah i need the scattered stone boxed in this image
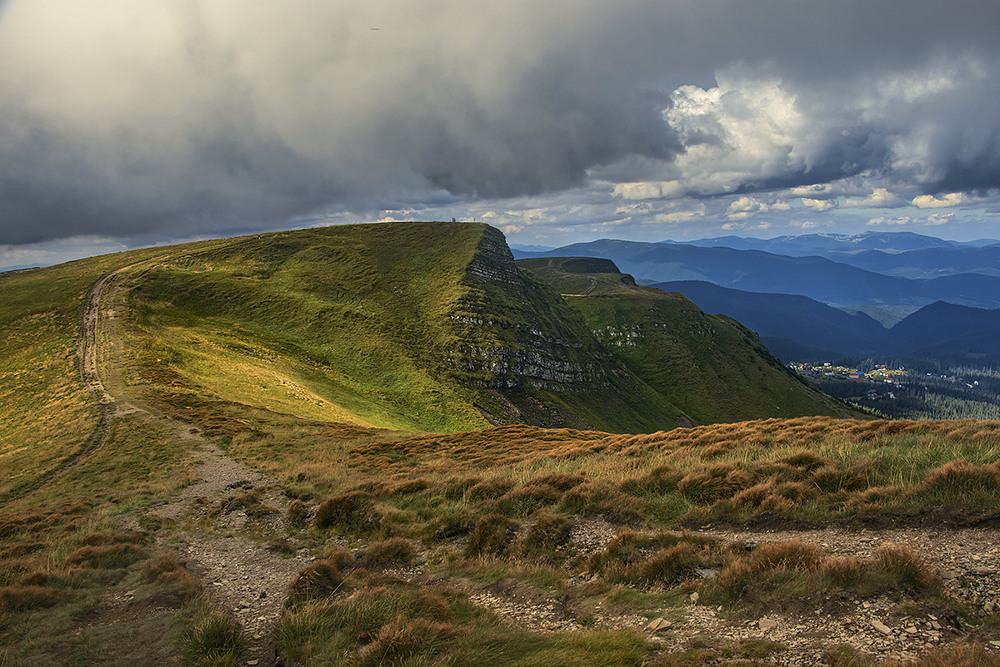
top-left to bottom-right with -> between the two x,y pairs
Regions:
905,626 -> 917,634
646,617 -> 672,633
872,619 -> 892,635
689,592 -> 699,604
758,617 -> 779,632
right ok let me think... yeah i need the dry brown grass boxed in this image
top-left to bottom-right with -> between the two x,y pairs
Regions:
464,515 -> 519,558
285,558 -> 347,608
64,543 -> 148,570
313,491 -> 376,531
883,643 -> 1000,666
0,584 -> 65,612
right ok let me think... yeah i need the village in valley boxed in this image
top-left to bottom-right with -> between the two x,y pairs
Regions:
790,361 -> 1000,420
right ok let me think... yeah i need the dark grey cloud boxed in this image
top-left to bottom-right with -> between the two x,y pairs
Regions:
1,0 -> 999,246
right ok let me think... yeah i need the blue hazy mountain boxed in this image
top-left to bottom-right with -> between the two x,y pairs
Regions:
656,281 -> 1000,365
678,232 -> 1000,279
513,239 -> 1000,309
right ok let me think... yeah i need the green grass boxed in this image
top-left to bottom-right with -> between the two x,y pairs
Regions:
273,571 -> 648,666
5,223 -> 1000,665
518,256 -> 856,425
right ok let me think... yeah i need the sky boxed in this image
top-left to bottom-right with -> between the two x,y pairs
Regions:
2,0 -> 1000,269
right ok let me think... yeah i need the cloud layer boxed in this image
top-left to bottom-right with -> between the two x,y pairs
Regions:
1,0 -> 999,250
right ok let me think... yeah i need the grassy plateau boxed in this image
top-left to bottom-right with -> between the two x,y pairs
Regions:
1,222 -> 999,666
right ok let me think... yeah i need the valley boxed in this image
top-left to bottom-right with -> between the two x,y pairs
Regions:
1,223 -> 999,666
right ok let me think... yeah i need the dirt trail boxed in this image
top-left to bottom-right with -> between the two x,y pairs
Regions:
84,265 -> 311,666
74,264 -> 1000,666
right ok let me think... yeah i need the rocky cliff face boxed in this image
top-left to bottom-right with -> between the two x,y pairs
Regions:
446,225 -> 605,393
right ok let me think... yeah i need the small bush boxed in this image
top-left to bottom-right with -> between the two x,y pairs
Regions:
65,543 -> 147,570
465,515 -> 518,558
313,491 -> 375,531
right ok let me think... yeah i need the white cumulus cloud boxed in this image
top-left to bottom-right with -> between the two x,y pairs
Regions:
912,192 -> 968,208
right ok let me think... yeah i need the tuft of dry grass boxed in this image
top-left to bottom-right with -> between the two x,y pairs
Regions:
286,559 -> 347,608
0,585 -> 65,612
464,515 -> 519,558
519,512 -> 572,556
359,537 -> 418,566
64,543 -> 148,570
869,546 -> 943,596
701,541 -> 945,609
313,491 -> 376,531
287,499 -> 310,528
355,615 -> 456,667
883,643 -> 1000,666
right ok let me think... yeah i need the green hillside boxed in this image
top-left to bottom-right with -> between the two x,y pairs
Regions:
6,223 -> 1000,667
122,223 -> 851,433
517,256 -> 854,424
0,223 -> 851,496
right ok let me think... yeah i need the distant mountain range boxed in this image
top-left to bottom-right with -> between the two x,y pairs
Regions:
654,281 -> 1000,365
513,238 -> 1000,309
512,231 -> 1000,366
681,231 -> 999,255
681,232 -> 1000,279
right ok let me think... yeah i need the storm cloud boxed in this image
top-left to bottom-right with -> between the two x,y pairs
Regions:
1,0 -> 999,247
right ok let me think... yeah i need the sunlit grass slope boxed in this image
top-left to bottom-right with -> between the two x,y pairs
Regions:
127,223 -> 491,432
0,247 -> 180,501
518,257 -> 855,424
230,416 -> 1000,531
125,223 -> 690,433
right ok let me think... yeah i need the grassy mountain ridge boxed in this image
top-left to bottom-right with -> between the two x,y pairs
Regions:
6,224 -> 1000,665
517,257 -> 854,424
122,225 -> 859,432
